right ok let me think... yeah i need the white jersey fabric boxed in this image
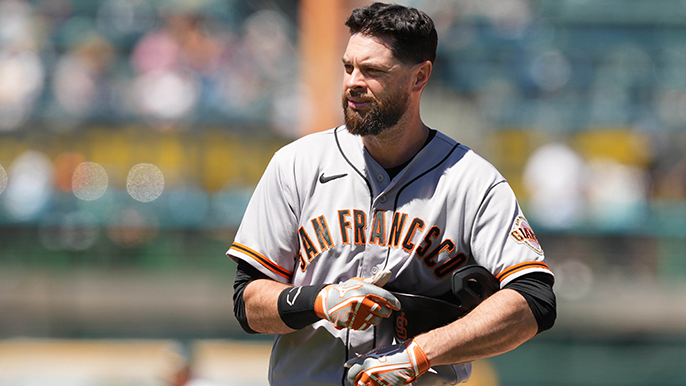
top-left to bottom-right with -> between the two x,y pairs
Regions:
228,126 -> 552,386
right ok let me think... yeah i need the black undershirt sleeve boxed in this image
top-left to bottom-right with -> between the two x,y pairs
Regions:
503,272 -> 557,333
233,260 -> 270,334
233,259 -> 326,333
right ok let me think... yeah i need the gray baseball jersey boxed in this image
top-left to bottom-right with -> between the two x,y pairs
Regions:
228,126 -> 552,386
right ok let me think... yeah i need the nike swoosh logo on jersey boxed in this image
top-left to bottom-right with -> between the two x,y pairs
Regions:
319,173 -> 348,184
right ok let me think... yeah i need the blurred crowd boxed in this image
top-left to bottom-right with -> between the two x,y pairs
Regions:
0,0 -> 299,134
1,0 -> 686,263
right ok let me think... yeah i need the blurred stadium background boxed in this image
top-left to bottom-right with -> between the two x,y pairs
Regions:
2,0 -> 686,385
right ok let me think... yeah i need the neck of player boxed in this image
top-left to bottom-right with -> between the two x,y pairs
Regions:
362,113 -> 430,170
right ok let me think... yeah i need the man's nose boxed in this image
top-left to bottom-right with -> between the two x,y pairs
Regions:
345,68 -> 366,90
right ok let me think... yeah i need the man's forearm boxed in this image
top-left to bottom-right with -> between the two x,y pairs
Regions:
415,288 -> 538,366
243,279 -> 296,335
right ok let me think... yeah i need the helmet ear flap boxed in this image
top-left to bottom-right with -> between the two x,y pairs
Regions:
451,265 -> 500,311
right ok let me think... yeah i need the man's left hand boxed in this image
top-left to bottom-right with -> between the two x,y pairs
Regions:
345,339 -> 431,386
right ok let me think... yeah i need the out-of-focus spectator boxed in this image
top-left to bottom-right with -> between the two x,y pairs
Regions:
522,142 -> 587,230
217,9 -> 299,135
52,30 -> 118,119
96,0 -> 156,40
529,50 -> 571,92
129,9 -> 203,124
0,0 -> 45,131
244,10 -> 299,136
159,341 -> 220,386
1,150 -> 54,222
586,158 -> 649,229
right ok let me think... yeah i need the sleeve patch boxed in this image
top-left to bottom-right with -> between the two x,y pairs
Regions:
509,216 -> 543,255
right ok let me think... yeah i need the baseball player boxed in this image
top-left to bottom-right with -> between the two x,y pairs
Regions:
229,3 -> 556,386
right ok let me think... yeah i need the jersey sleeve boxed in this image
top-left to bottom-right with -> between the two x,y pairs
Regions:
227,149 -> 300,283
470,180 -> 553,287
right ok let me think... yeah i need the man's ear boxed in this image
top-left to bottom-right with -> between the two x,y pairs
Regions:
412,61 -> 432,92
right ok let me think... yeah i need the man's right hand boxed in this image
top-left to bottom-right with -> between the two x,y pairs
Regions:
314,277 -> 401,330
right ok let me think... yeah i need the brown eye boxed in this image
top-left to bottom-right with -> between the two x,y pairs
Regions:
365,67 -> 384,76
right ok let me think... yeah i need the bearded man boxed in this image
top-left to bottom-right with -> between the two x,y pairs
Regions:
229,3 -> 556,386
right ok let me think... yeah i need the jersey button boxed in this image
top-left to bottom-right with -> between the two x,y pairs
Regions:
376,174 -> 384,182
378,195 -> 387,203
371,266 -> 379,275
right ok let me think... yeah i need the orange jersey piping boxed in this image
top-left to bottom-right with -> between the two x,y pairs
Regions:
497,261 -> 551,282
230,243 -> 293,281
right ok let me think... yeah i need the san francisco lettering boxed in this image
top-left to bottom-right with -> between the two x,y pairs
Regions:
298,209 -> 466,278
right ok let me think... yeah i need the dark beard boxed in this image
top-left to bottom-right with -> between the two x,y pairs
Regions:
343,89 -> 409,136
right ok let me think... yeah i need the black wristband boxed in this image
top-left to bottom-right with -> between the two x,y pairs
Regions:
277,284 -> 327,330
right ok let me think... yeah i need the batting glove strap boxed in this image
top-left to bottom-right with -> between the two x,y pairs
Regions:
277,284 -> 327,330
345,339 -> 431,386
314,278 -> 401,330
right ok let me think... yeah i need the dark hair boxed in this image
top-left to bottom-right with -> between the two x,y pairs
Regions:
345,2 -> 437,65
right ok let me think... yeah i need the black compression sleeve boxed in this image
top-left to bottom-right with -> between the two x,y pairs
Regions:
234,260 -> 327,332
503,272 -> 557,333
233,260 -> 270,334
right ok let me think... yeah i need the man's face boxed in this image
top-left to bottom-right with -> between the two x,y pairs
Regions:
341,33 -> 412,137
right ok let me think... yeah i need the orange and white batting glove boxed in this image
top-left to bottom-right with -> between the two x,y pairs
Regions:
314,276 -> 401,330
344,339 -> 431,386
